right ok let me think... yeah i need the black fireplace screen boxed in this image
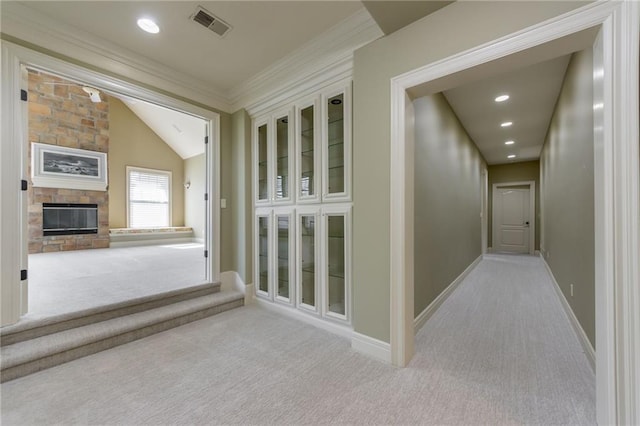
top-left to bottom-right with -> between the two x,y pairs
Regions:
42,203 -> 98,236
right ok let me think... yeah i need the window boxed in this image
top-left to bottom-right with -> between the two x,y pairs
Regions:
127,166 -> 171,228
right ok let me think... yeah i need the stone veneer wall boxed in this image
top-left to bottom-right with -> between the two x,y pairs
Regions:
27,69 -> 110,253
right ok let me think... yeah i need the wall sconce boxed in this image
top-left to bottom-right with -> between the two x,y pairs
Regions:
184,181 -> 191,189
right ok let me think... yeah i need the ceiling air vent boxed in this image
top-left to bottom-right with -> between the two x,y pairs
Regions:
191,6 -> 231,38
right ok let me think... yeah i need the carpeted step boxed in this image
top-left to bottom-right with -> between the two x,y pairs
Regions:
0,290 -> 244,383
0,282 -> 221,347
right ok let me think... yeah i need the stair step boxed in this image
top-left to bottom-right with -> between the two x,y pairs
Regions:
0,282 -> 221,346
1,290 -> 244,383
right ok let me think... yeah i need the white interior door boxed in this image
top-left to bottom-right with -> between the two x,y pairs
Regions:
493,187 -> 530,253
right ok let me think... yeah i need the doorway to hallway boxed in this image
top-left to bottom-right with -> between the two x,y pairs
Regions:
390,3 -> 639,424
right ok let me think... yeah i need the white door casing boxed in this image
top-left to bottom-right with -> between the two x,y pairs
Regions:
492,183 -> 535,254
389,2 -> 639,425
1,41 -> 222,326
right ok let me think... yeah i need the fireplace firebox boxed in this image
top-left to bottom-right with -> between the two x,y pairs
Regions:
42,203 -> 98,236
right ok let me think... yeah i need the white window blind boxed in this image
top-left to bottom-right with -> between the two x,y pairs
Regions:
127,167 -> 171,228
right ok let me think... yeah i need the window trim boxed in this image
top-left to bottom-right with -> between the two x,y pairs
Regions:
126,166 -> 172,228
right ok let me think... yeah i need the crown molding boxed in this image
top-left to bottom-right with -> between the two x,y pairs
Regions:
230,8 -> 383,114
244,52 -> 353,118
1,3 -> 383,116
1,2 -> 232,112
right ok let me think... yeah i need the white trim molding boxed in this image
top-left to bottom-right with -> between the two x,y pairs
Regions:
389,2 -> 639,424
1,3 -> 383,114
0,2 -> 230,112
220,270 -> 253,305
539,253 -> 595,371
231,9 -> 382,115
414,255 -> 482,334
351,331 -> 392,364
0,41 -> 222,328
254,297 -> 353,340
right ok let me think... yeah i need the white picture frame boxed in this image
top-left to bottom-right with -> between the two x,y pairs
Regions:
31,142 -> 108,191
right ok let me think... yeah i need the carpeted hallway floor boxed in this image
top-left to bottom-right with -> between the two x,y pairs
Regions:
0,254 -> 595,425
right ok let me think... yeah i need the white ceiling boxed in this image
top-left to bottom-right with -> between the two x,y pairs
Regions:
443,55 -> 571,165
14,1 -> 364,94
119,97 -> 206,160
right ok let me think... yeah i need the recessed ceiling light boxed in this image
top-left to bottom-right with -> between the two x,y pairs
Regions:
137,18 -> 160,34
508,154 -> 516,159
501,121 -> 513,127
505,140 -> 515,145
495,94 -> 510,102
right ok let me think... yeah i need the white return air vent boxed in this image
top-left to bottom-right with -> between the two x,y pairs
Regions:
190,6 -> 232,37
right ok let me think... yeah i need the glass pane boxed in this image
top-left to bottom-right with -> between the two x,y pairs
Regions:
300,105 -> 314,197
327,94 -> 344,194
258,124 -> 268,201
277,216 -> 289,299
275,116 -> 289,199
327,215 -> 345,315
300,215 -> 315,307
258,216 -> 269,293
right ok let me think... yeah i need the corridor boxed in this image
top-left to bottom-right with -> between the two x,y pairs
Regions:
1,254 -> 595,425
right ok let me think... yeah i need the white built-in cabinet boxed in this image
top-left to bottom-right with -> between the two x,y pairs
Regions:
252,82 -> 352,325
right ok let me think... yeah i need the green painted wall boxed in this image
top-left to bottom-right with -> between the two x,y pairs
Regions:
414,93 -> 485,316
540,49 -> 595,347
230,109 -> 253,283
352,1 -> 587,343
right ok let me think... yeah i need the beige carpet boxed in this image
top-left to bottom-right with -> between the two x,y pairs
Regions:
0,254 -> 595,425
26,243 -> 206,320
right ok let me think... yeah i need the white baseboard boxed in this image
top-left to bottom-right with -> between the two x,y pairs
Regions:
414,255 -> 482,334
244,284 -> 255,305
351,332 -> 391,364
219,271 -> 252,304
539,253 -> 596,371
254,297 -> 353,339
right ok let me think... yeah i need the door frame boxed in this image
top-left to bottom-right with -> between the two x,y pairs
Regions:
491,181 -> 535,255
389,2 -> 638,425
1,41 -> 221,326
481,167 -> 488,255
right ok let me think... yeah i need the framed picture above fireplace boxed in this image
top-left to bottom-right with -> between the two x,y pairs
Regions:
31,143 -> 108,191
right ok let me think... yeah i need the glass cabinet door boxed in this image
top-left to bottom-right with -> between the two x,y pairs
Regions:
323,87 -> 350,201
327,93 -> 344,195
327,215 -> 345,316
274,113 -> 292,203
324,206 -> 350,321
298,100 -> 319,202
275,212 -> 293,303
298,211 -> 317,310
256,213 -> 271,298
256,122 -> 269,204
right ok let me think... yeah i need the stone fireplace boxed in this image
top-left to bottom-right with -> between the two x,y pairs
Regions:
28,69 -> 110,253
